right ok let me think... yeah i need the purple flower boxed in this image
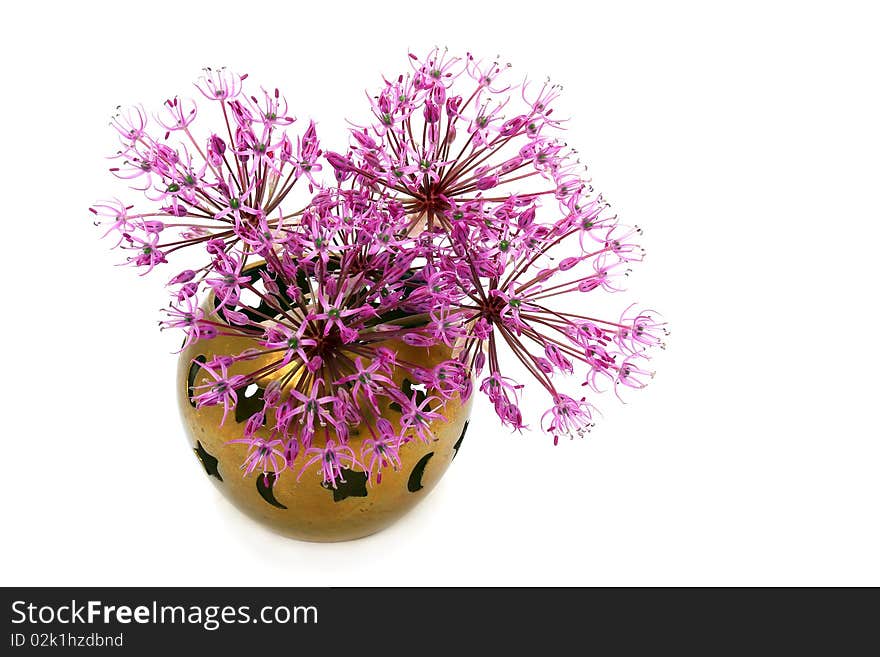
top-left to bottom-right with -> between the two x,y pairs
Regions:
262,325 -> 317,366
615,305 -> 669,355
360,419 -> 403,485
542,396 -> 596,445
120,232 -> 166,275
614,357 -> 655,401
288,378 -> 338,444
156,96 -> 198,133
205,256 -> 251,310
309,288 -> 362,340
110,105 -> 147,144
160,297 -> 212,350
400,392 -> 445,443
89,199 -> 134,245
249,86 -> 296,127
226,437 -> 286,478
92,55 -> 666,488
192,359 -> 246,425
194,67 -> 243,100
298,440 -> 358,489
327,49 -> 667,439
336,358 -> 397,415
92,70 -> 324,302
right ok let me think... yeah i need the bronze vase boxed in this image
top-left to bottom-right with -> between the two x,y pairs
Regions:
177,296 -> 472,542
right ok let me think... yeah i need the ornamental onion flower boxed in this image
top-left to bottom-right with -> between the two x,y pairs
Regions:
325,48 -> 668,440
91,53 -> 667,490
91,67 -> 321,301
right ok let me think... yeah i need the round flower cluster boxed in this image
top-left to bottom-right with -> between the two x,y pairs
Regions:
91,51 -> 667,488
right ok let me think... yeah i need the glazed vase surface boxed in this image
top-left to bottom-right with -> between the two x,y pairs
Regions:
179,332 -> 472,542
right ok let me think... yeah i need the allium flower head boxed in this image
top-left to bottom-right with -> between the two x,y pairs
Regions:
92,55 -> 666,490
327,48 -> 667,440
92,69 -> 322,303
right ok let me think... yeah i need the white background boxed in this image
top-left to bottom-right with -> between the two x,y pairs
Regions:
2,1 -> 878,586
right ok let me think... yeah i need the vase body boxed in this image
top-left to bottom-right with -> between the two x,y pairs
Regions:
178,330 -> 472,542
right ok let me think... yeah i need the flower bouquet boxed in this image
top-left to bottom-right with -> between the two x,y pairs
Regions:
91,50 -> 666,540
